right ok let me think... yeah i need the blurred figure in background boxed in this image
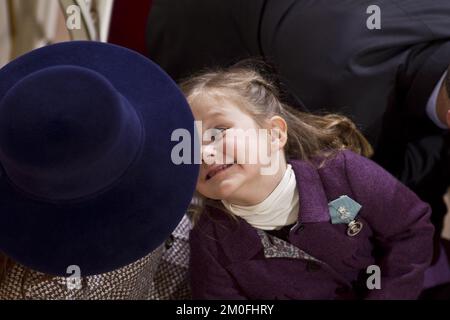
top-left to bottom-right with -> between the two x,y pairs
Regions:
0,0 -> 114,68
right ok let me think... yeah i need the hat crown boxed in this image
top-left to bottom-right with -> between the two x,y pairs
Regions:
0,65 -> 144,202
0,42 -> 199,277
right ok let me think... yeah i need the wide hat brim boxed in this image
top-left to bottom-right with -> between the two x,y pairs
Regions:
0,41 -> 199,276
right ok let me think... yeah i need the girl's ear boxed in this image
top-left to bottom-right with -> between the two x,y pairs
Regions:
269,116 -> 288,150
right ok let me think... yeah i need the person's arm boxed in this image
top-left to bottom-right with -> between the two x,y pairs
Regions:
189,227 -> 246,299
343,151 -> 434,299
378,0 -> 450,122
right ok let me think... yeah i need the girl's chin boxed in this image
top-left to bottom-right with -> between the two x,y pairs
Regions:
203,182 -> 241,200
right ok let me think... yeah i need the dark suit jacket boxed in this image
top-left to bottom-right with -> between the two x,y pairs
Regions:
148,0 -> 450,134
257,0 -> 450,186
147,0 -> 450,235
190,151 -> 434,299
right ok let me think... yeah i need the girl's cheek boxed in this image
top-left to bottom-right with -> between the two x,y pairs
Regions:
222,138 -> 228,159
222,136 -> 236,164
196,173 -> 204,186
223,131 -> 260,165
234,135 -> 255,165
196,182 -> 208,197
233,137 -> 246,164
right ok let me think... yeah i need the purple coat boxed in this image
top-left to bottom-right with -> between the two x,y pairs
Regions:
189,150 -> 434,299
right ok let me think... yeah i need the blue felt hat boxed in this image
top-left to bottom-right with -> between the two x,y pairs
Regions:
0,41 -> 199,276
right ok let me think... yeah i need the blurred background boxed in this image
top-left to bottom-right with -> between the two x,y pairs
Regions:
0,0 -> 153,67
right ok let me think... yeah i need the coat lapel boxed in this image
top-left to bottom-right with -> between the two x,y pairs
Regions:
208,206 -> 264,263
290,159 -> 330,223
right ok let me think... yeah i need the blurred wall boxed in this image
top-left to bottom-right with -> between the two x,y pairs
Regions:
108,0 -> 153,55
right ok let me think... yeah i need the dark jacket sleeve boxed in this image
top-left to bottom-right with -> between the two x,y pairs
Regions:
343,151 -> 434,299
189,220 -> 246,299
147,0 -> 259,81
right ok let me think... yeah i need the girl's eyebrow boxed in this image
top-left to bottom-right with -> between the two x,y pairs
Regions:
207,110 -> 226,118
203,110 -> 227,127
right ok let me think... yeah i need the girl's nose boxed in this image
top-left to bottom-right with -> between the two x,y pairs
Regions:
202,144 -> 217,164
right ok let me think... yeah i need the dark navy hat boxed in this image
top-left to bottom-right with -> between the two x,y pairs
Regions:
0,41 -> 199,276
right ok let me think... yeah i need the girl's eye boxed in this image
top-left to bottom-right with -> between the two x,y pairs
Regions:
205,128 -> 227,143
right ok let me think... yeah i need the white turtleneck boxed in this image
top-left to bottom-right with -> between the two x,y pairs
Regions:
221,164 -> 299,230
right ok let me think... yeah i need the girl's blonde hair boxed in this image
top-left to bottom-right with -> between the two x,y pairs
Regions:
181,62 -> 373,222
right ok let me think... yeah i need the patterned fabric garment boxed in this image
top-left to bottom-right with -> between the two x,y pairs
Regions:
256,228 -> 322,263
0,245 -> 164,300
148,214 -> 192,300
0,215 -> 194,300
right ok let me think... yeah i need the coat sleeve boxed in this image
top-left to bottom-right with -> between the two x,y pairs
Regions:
189,223 -> 246,299
343,151 -> 435,299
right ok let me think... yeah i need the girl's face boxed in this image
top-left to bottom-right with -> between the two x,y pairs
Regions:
190,93 -> 287,205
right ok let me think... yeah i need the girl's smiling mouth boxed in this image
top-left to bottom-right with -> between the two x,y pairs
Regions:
206,164 -> 235,180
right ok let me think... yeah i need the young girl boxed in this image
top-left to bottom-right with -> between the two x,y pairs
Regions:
182,64 -> 434,300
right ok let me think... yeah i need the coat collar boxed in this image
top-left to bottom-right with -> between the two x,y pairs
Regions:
289,159 -> 330,224
214,158 -> 330,263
